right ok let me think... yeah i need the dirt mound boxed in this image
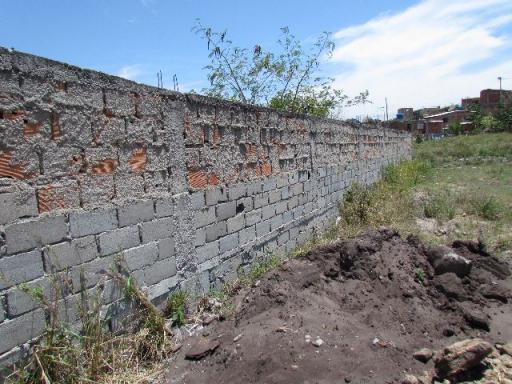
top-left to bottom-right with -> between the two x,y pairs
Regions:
164,229 -> 512,384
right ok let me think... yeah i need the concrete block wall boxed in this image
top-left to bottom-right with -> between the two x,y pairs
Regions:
0,47 -> 412,363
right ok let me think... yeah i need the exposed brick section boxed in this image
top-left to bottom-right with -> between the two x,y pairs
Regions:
0,151 -> 28,180
91,159 -> 117,175
188,168 -> 208,189
23,121 -> 42,139
128,147 -> 147,172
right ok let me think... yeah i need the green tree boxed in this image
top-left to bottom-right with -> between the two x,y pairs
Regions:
193,21 -> 368,117
448,121 -> 463,135
496,104 -> 512,132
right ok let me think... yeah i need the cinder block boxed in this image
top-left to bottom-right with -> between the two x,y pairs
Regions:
155,199 -> 173,218
263,179 -> 277,192
282,211 -> 293,225
5,277 -> 50,316
261,204 -> 275,220
190,191 -> 205,210
275,201 -> 288,215
0,309 -> 45,355
268,189 -> 281,204
147,275 -> 179,300
180,271 -> 210,296
98,226 -> 140,256
277,231 -> 290,246
5,215 -> 68,254
288,196 -> 299,209
118,200 -> 154,227
0,250 -> 44,290
216,201 -> 236,221
220,233 -> 239,253
123,242 -> 158,271
246,181 -> 262,196
245,208 -> 262,227
143,257 -> 177,286
270,214 -> 283,231
0,189 -> 38,225
227,214 -> 244,234
158,238 -> 175,260
196,241 -> 219,264
194,227 -> 206,247
280,187 -> 290,200
205,221 -> 227,242
0,302 -> 4,323
291,182 -> 304,196
70,255 -> 114,293
237,196 -> 253,212
239,225 -> 256,245
205,187 -> 227,206
254,193 -> 268,209
140,217 -> 175,243
256,220 -> 271,237
194,206 -> 216,229
46,236 -> 98,271
228,184 -> 247,201
69,208 -> 118,237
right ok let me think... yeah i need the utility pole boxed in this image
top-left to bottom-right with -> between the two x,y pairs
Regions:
498,76 -> 502,104
385,97 -> 389,121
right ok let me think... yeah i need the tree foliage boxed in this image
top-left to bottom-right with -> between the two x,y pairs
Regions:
192,21 -> 368,117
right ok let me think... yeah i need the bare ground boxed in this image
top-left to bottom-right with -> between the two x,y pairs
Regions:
163,229 -> 512,384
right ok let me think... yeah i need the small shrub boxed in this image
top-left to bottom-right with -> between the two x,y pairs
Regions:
423,192 -> 456,220
415,268 -> 426,283
164,291 -> 188,327
250,253 -> 282,280
469,195 -> 502,220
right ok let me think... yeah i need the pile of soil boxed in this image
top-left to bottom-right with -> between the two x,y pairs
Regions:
164,229 -> 512,384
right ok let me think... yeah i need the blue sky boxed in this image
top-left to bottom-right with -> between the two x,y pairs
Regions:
1,0 -> 511,119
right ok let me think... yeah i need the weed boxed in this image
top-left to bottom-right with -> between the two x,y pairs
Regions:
415,268 -> 426,283
423,192 -> 456,220
468,195 -> 502,220
164,291 -> 188,327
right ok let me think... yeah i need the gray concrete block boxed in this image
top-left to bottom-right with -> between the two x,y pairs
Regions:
205,221 -> 227,242
277,231 -> 290,246
270,214 -> 283,231
158,237 -> 175,260
0,309 -> 45,355
5,277 -> 50,316
143,257 -> 177,286
5,215 -> 68,254
268,189 -> 281,204
239,225 -> 256,245
276,173 -> 289,188
196,241 -> 219,264
238,196 -> 253,212
288,195 -> 299,209
0,250 -> 44,290
141,217 -> 175,243
256,220 -> 271,237
245,208 -> 262,227
263,179 -> 277,192
147,275 -> 179,300
254,192 -> 268,209
118,200 -> 154,227
220,233 -> 238,253
179,271 -> 210,296
69,209 -> 118,237
291,182 -> 304,196
275,201 -> 288,215
261,204 -> 275,220
155,199 -> 173,218
205,187 -> 227,206
123,242 -> 158,271
282,211 -> 293,225
227,214 -> 244,234
98,225 -> 140,256
216,201 -> 236,221
228,184 -> 247,201
0,301 -> 4,322
70,255 -> 114,293
194,227 -> 206,247
280,187 -> 290,200
46,236 -> 98,271
190,191 -> 205,210
194,206 -> 216,228
246,181 -> 262,196
0,189 -> 38,225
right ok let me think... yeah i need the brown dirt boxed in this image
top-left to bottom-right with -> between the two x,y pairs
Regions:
164,229 -> 512,384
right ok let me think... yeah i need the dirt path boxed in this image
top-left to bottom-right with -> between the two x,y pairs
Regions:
164,229 -> 512,384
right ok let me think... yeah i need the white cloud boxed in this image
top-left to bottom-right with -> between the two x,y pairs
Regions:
330,0 -> 512,119
117,65 -> 144,81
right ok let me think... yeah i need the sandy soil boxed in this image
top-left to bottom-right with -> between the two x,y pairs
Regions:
164,229 -> 512,384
